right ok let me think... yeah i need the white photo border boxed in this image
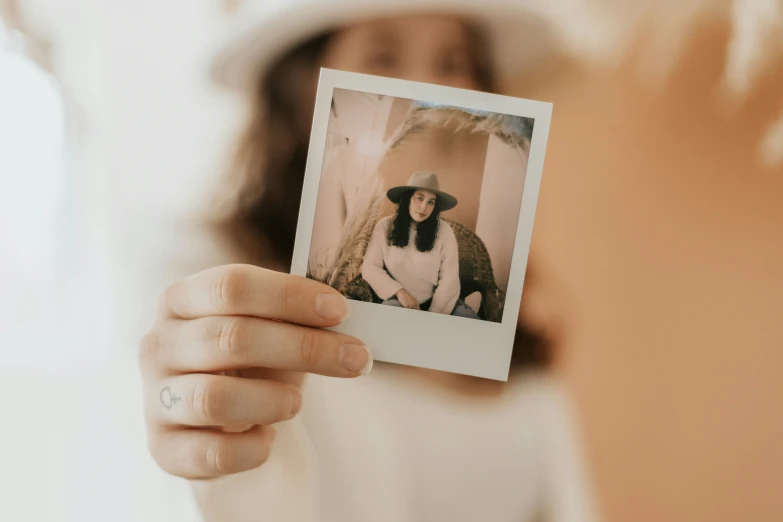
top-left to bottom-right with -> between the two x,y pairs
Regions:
291,68 -> 552,381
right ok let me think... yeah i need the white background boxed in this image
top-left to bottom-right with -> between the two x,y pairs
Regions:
0,1 -> 247,520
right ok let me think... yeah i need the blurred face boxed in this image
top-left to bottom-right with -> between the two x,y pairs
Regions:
409,189 -> 437,222
322,14 -> 480,90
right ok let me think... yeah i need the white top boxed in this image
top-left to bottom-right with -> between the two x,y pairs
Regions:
190,366 -> 600,522
361,216 -> 460,314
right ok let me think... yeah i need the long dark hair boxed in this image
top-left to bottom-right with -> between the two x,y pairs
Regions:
219,32 -> 334,265
217,25 -> 552,370
388,190 -> 442,252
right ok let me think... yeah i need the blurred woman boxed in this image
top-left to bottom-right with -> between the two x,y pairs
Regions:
140,1 -> 596,521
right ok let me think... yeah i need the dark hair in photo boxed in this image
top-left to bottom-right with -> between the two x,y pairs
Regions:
387,190 -> 442,252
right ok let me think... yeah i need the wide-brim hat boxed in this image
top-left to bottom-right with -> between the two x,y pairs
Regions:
210,0 -> 558,92
387,171 -> 458,211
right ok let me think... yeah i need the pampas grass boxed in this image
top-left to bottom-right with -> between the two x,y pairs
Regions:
390,107 -> 533,153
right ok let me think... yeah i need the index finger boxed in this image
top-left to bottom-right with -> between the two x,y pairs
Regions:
160,264 -> 351,327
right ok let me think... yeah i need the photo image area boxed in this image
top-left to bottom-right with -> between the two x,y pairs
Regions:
307,88 -> 534,323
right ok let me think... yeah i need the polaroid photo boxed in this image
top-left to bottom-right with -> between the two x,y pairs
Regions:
291,68 -> 552,381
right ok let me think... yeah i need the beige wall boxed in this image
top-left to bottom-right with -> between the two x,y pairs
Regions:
512,20 -> 783,522
384,97 -> 413,141
475,134 -> 528,293
378,122 -> 488,231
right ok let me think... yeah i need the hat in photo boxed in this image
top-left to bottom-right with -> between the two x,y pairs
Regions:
210,0 -> 558,92
386,171 -> 458,211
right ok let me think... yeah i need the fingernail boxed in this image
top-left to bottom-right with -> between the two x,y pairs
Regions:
315,293 -> 351,322
339,343 -> 373,375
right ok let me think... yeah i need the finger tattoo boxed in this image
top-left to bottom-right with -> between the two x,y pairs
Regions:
159,386 -> 182,409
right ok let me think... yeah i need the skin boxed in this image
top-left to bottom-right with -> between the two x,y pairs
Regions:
409,189 -> 437,223
141,15 -> 484,480
395,189 -> 438,309
321,15 -> 479,88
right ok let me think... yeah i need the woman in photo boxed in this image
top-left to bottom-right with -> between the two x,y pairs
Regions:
139,1 -> 596,521
361,171 -> 480,319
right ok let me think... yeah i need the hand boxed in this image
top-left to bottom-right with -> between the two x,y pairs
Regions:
139,264 -> 373,480
395,288 -> 420,309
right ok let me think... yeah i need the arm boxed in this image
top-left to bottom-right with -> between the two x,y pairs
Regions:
361,219 -> 403,300
429,223 -> 460,315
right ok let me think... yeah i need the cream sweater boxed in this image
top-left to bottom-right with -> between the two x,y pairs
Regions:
361,216 -> 460,314
190,368 -> 601,522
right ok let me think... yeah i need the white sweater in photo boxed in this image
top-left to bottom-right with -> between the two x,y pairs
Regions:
361,216 -> 460,314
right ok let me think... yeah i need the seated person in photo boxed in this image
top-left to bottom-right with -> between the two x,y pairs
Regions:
361,171 -> 480,319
